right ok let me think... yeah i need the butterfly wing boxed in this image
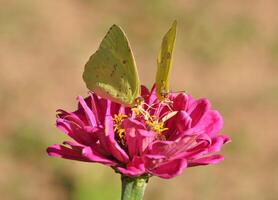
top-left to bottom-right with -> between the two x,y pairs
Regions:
83,25 -> 140,106
155,21 -> 177,100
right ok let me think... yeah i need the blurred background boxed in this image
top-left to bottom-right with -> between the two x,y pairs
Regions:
1,0 -> 278,199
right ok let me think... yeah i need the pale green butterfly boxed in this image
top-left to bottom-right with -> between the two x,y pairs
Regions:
83,24 -> 141,107
155,20 -> 177,100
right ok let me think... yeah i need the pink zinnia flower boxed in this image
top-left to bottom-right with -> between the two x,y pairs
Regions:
47,85 -> 230,179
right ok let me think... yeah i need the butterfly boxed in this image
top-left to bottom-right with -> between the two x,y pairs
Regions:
83,21 -> 177,107
155,20 -> 177,100
83,24 -> 140,107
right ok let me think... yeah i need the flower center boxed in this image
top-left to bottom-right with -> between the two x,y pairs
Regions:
146,116 -> 168,133
132,104 -> 169,139
113,113 -> 128,146
113,102 -> 175,145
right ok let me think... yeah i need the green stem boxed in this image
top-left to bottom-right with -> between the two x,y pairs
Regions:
121,175 -> 149,200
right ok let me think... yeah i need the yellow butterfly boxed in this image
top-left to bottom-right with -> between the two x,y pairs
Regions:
83,25 -> 140,107
155,20 -> 177,100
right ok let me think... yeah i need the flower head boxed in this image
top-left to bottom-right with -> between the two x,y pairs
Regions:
47,85 -> 231,179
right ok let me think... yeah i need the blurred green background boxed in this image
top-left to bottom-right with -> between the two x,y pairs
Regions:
1,0 -> 278,199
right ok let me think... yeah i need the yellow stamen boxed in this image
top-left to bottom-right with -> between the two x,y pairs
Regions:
113,100 -> 174,144
131,101 -> 172,138
113,113 -> 127,146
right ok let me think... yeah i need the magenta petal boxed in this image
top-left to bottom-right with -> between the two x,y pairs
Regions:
145,140 -> 173,156
47,144 -> 89,162
137,129 -> 155,155
176,111 -> 192,132
56,118 -> 71,134
123,118 -> 146,130
116,167 -> 145,177
98,98 -> 109,123
104,116 -> 130,163
141,85 -> 150,99
208,135 -> 231,153
88,93 -> 101,124
146,136 -> 198,160
82,147 -> 116,166
173,93 -> 189,110
188,99 -> 210,127
64,121 -> 97,146
196,133 -> 212,145
148,85 -> 159,105
56,109 -> 70,118
123,119 -> 153,156
183,148 -> 208,160
188,154 -> 224,167
56,119 -> 85,145
185,142 -> 210,159
117,156 -> 146,177
147,159 -> 188,179
110,102 -> 122,116
107,138 -> 130,163
125,128 -> 138,157
222,135 -> 232,144
194,110 -> 223,137
77,96 -> 97,126
125,127 -> 155,157
62,141 -> 84,151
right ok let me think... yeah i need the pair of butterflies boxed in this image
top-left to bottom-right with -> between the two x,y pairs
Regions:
83,21 -> 177,107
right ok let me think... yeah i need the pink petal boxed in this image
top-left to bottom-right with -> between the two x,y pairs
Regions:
188,154 -> 224,167
77,96 -> 97,126
89,93 -> 101,124
137,129 -> 155,155
116,156 -> 146,177
183,148 -> 208,160
123,119 -> 154,157
56,118 -> 71,134
82,147 -> 116,166
173,93 -> 189,110
183,134 -> 212,158
194,110 -> 223,137
57,110 -> 86,127
47,144 -> 89,162
123,118 -> 146,129
103,115 -> 130,163
146,136 -> 197,159
147,158 -> 188,179
125,128 -> 138,157
110,102 -> 122,116
208,135 -> 231,153
176,111 -> 192,132
98,98 -> 109,123
188,99 -> 210,127
56,119 -> 96,146
62,141 -> 84,151
141,85 -> 150,98
148,85 -> 159,105
145,140 -> 172,156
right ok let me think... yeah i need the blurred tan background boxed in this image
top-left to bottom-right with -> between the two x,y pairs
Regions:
1,0 -> 278,199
